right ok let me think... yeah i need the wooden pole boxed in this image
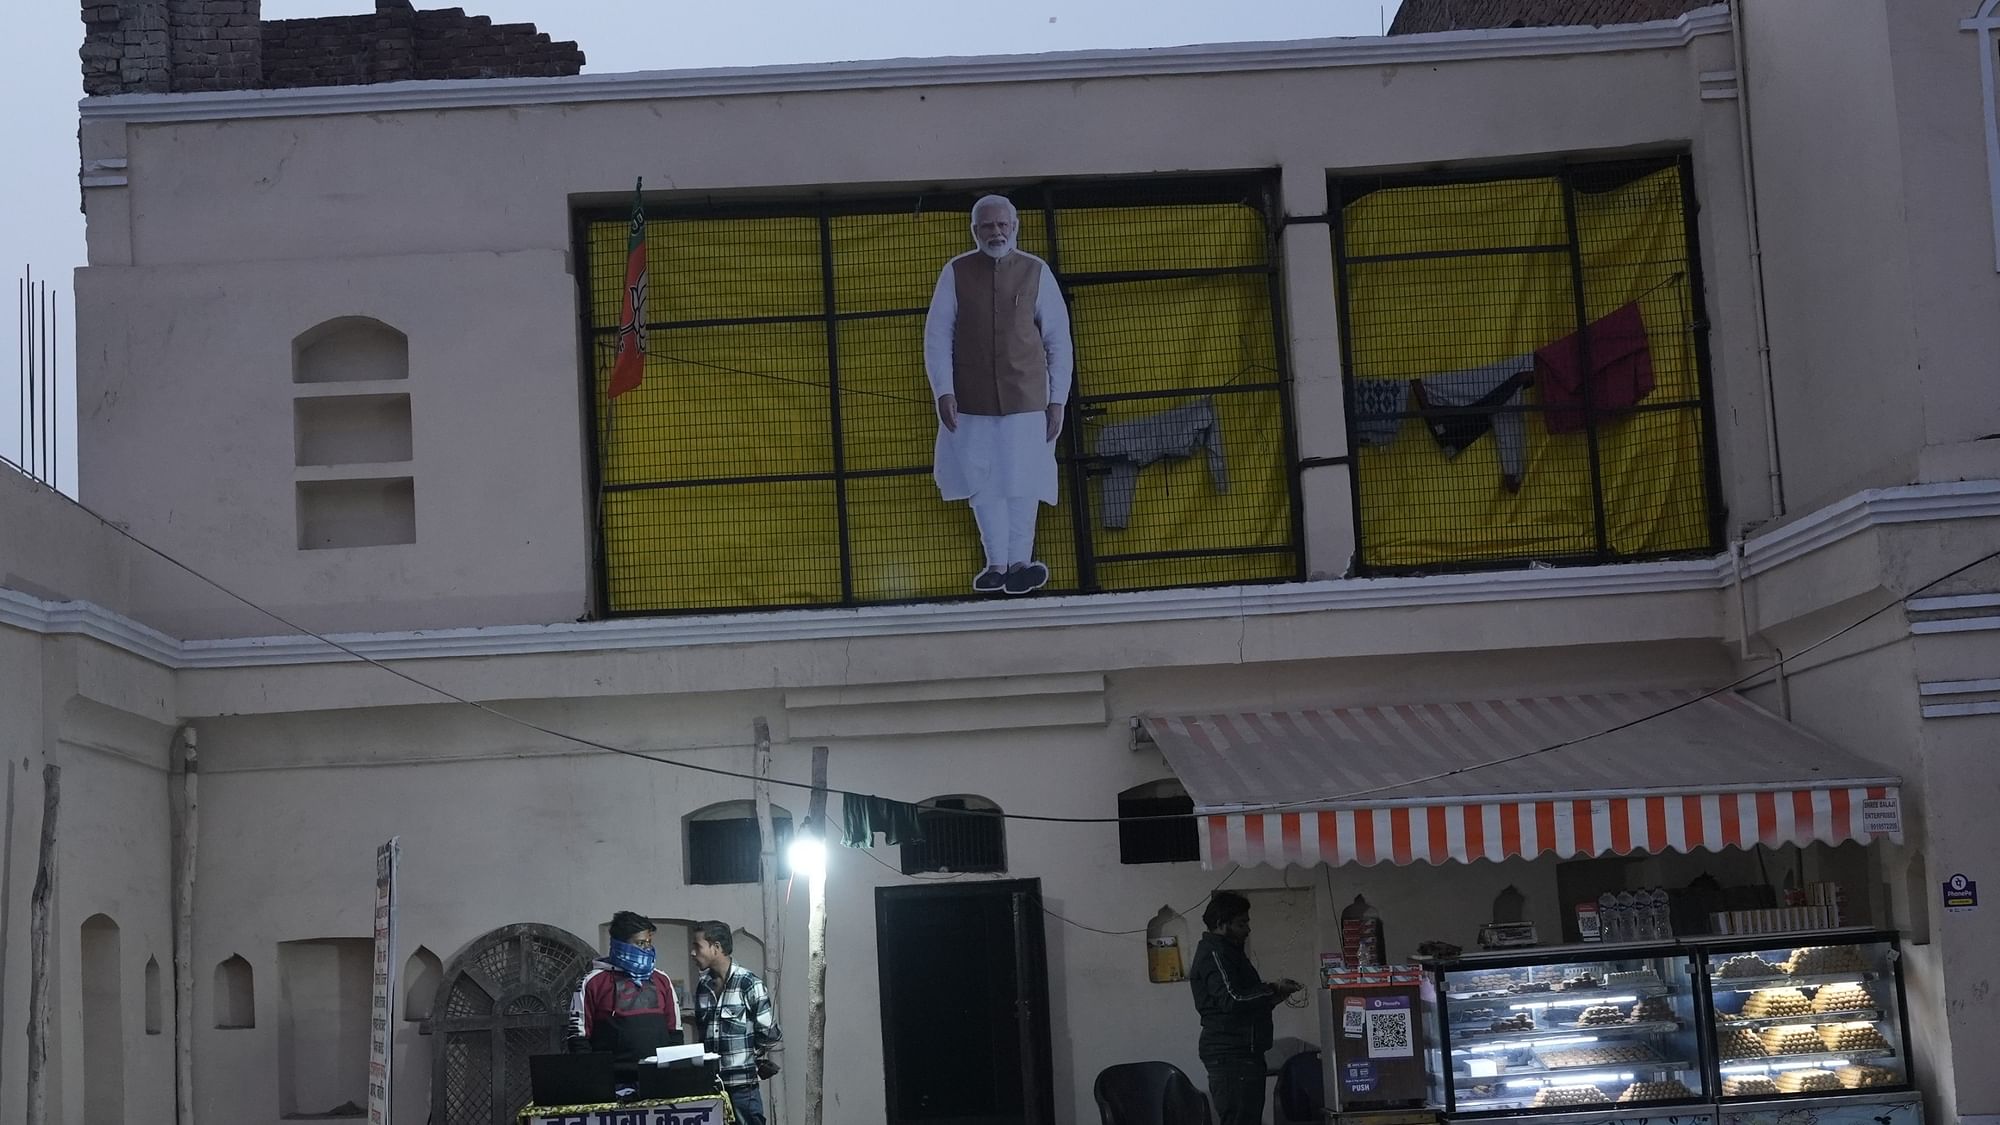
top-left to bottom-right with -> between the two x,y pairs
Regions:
0,764 -> 17,1096
803,746 -> 829,1125
173,728 -> 198,1125
751,719 -> 784,1116
753,718 -> 780,994
25,763 -> 59,1125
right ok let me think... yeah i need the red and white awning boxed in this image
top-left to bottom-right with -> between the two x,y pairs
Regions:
1142,692 -> 1903,871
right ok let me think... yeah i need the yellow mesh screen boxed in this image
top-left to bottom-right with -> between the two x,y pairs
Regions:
1338,163 -> 1714,570
585,190 -> 1297,614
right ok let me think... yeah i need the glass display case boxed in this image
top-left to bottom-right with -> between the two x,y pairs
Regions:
1426,946 -> 1708,1116
1698,930 -> 1913,1100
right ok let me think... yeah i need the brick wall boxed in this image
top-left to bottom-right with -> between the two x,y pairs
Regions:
262,1 -> 585,89
81,0 -> 584,97
1389,0 -> 1714,34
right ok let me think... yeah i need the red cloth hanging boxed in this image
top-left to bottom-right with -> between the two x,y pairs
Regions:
1534,301 -> 1654,433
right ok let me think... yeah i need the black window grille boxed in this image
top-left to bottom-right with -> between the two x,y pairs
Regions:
576,175 -> 1302,616
1330,154 -> 1724,573
899,798 -> 1007,875
1118,780 -> 1199,865
687,811 -> 793,886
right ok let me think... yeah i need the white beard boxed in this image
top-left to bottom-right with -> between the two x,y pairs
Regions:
976,233 -> 1017,259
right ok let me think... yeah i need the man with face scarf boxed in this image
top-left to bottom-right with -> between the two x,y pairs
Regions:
923,194 -> 1074,596
1189,891 -> 1303,1125
567,910 -> 684,1079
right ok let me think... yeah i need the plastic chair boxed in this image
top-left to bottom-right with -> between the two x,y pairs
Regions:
1092,1061 -> 1212,1125
1273,1047 -> 1325,1124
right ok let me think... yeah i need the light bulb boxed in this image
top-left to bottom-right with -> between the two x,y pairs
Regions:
787,835 -> 827,878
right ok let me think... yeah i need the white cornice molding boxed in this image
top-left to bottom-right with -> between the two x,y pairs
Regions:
8,474 -> 1998,672
1919,678 -> 2000,719
1739,479 -> 2000,577
174,558 -> 1724,670
77,6 -> 1731,125
0,586 -> 183,666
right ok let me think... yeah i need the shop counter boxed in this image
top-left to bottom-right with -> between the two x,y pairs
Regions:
518,1093 -> 734,1125
1717,1088 -> 1921,1125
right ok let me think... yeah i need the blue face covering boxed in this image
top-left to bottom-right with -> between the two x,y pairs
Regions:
607,938 -> 656,982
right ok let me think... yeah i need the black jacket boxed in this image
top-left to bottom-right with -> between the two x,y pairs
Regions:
1188,932 -> 1280,1068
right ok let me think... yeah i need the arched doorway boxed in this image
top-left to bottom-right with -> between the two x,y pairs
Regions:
429,923 -> 597,1125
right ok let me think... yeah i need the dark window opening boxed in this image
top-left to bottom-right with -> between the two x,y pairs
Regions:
900,797 -> 1007,875
687,806 -> 794,886
1118,781 -> 1199,865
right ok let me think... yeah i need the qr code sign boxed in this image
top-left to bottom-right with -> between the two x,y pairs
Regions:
1366,1008 -> 1414,1058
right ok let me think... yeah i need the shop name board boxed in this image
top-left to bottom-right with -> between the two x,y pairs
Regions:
524,1102 -> 725,1125
1862,796 -> 1902,836
369,838 -> 400,1125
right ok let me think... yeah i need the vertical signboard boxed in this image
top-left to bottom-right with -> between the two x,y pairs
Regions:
369,838 -> 401,1125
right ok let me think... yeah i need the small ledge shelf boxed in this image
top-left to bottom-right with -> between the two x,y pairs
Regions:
297,477 -> 415,550
292,318 -> 415,550
292,379 -> 412,399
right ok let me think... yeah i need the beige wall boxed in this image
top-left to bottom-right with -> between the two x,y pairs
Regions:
0,629 -> 180,1125
34,7 -> 2000,1122
1741,0 -> 2000,515
1740,0 -> 1924,514
175,640 -> 1720,1125
0,474 -> 184,1125
1885,1 -> 2000,479
76,40 -> 1744,636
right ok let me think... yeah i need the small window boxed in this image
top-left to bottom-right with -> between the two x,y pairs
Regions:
215,954 -> 256,1029
1119,779 -> 1199,865
900,796 -> 1007,875
687,801 -> 793,886
277,938 -> 372,1119
145,956 -> 163,1035
402,946 -> 442,1022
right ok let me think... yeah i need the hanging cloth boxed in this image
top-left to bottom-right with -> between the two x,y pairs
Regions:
841,793 -> 927,848
1411,356 -> 1535,493
1534,301 -> 1655,433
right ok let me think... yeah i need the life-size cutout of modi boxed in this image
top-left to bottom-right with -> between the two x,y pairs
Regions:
923,195 -> 1075,595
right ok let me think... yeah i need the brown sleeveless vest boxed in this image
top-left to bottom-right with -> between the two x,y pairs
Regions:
949,252 -> 1049,416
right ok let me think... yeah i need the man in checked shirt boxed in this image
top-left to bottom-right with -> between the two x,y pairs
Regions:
691,920 -> 783,1125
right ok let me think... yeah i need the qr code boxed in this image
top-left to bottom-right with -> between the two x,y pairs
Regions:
1368,1009 -> 1412,1054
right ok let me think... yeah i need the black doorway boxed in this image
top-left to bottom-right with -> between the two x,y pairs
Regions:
876,880 -> 1055,1125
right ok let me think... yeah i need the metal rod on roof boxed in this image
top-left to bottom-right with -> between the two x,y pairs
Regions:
16,274 -> 23,472
50,286 -> 58,491
42,280 -> 53,483
29,269 -> 41,481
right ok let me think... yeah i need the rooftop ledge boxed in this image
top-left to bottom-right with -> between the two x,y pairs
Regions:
6,479 -> 2000,672
78,4 -> 1731,124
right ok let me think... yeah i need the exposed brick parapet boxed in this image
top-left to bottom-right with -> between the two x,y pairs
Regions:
1389,0 -> 1713,35
263,1 -> 585,89
81,1 -> 171,96
81,0 -> 583,96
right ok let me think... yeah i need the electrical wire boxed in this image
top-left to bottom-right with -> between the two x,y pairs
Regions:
6,459 -> 1995,826
852,842 -> 1245,940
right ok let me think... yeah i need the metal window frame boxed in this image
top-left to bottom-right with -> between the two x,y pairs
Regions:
574,172 -> 1306,618
1322,152 -> 1726,576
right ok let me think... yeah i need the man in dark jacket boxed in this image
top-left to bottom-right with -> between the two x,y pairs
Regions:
1189,891 -> 1301,1125
567,911 -> 683,1081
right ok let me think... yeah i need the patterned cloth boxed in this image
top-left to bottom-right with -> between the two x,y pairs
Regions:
694,963 -> 782,1089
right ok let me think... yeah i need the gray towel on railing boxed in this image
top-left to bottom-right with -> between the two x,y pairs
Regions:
1092,398 -> 1229,529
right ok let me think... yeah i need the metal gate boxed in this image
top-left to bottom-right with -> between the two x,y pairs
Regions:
430,923 -> 598,1125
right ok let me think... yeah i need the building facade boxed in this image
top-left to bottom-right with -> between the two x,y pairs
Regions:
4,1 -> 2000,1123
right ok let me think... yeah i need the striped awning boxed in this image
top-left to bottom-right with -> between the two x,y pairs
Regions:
1142,691 -> 1904,870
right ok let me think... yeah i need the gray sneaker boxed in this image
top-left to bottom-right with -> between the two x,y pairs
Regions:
972,567 -> 1007,593
1003,562 -> 1049,595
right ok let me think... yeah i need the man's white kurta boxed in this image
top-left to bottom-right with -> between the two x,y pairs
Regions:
923,250 -> 1074,504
